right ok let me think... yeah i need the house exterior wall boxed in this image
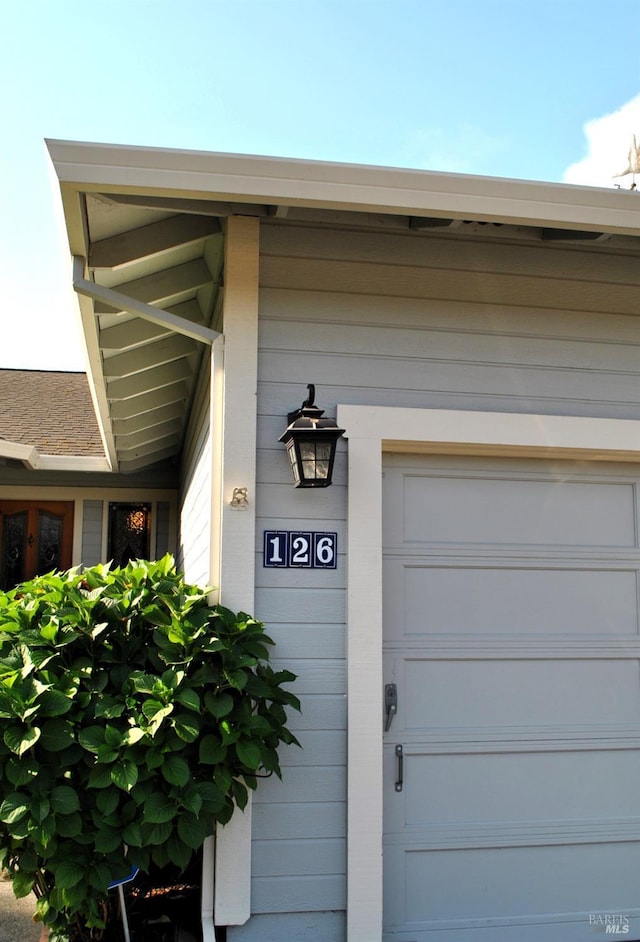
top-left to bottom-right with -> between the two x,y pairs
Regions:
178,359 -> 213,586
228,220 -> 640,941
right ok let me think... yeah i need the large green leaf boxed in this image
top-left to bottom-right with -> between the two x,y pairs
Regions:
78,726 -> 105,753
55,860 -> 85,890
146,820 -> 173,845
11,869 -> 35,898
199,734 -> 226,765
94,827 -> 121,854
55,812 -> 82,838
172,713 -> 200,742
175,687 -> 200,712
3,724 -> 41,756
121,821 -> 143,847
144,792 -> 176,825
177,812 -> 212,850
36,688 -> 72,717
110,758 -> 138,792
235,739 -> 262,770
161,754 -> 190,787
0,792 -> 29,824
96,789 -> 119,816
50,785 -> 80,815
204,691 -> 234,718
39,718 -> 75,751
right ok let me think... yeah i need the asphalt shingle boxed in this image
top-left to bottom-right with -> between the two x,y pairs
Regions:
0,370 -> 103,457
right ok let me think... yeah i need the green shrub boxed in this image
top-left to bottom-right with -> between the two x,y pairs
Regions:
0,556 -> 299,940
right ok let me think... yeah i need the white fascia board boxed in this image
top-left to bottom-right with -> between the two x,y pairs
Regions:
0,439 -> 111,473
47,139 -> 640,236
37,455 -> 112,472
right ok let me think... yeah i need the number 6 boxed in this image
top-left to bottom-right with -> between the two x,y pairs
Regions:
315,535 -> 335,566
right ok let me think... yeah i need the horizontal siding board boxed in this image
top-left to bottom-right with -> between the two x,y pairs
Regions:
255,561 -> 344,590
261,287 -> 640,345
252,838 -> 345,877
261,256 -> 640,316
257,447 -> 348,486
254,765 -> 346,804
256,481 -> 347,521
260,383 -> 640,424
263,623 -> 345,659
260,318 -> 640,375
256,519 -> 346,547
270,660 -> 345,696
279,730 -> 346,767
255,587 -> 345,624
253,802 -> 345,840
228,911 -> 345,941
258,351 -> 640,408
251,874 -> 346,914
286,694 -> 346,731
261,225 -> 640,287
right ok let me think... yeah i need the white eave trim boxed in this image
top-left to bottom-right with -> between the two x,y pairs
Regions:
0,438 -> 111,472
47,139 -> 640,237
38,455 -> 112,472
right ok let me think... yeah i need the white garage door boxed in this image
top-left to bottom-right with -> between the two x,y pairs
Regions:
382,454 -> 640,942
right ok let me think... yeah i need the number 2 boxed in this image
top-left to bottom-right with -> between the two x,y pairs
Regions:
291,534 -> 311,566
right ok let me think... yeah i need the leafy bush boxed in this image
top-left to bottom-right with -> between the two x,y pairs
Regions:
0,556 -> 299,941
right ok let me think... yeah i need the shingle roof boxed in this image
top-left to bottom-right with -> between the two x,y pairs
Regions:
0,369 -> 104,457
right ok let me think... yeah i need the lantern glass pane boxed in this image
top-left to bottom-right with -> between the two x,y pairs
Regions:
299,441 -> 319,482
286,441 -> 300,484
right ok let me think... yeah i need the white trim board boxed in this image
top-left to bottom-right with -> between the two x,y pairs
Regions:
335,404 -> 640,942
47,139 -> 640,236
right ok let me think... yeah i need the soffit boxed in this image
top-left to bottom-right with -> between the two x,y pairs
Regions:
79,193 -> 223,473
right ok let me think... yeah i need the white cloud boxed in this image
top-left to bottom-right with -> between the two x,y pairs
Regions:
563,94 -> 640,188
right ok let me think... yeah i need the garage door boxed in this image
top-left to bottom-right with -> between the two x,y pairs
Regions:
382,455 -> 640,942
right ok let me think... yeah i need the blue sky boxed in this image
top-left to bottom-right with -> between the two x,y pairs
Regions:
1,0 -> 639,371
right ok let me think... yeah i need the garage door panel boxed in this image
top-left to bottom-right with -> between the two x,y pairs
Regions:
383,748 -> 640,830
384,841 -> 640,926
385,473 -> 637,548
383,457 -> 640,940
401,658 -> 640,730
388,563 -> 640,638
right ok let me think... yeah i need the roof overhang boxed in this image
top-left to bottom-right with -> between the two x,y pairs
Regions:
47,139 -> 640,472
49,138 -> 640,236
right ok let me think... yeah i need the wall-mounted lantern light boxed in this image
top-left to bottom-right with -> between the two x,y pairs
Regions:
279,384 -> 345,488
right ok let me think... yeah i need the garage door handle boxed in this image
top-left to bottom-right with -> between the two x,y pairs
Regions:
384,683 -> 397,731
395,744 -> 403,792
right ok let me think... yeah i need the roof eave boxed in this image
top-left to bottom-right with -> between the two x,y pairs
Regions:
47,138 -> 640,237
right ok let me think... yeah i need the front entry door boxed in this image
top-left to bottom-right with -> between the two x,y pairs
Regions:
0,501 -> 74,589
382,455 -> 640,942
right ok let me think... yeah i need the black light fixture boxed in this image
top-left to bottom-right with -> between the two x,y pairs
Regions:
279,384 -> 345,488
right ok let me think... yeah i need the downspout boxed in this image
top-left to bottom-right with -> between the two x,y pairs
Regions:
72,256 -> 223,941
72,256 -> 221,346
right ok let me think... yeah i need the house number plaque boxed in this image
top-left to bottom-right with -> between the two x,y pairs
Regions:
263,531 -> 337,569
